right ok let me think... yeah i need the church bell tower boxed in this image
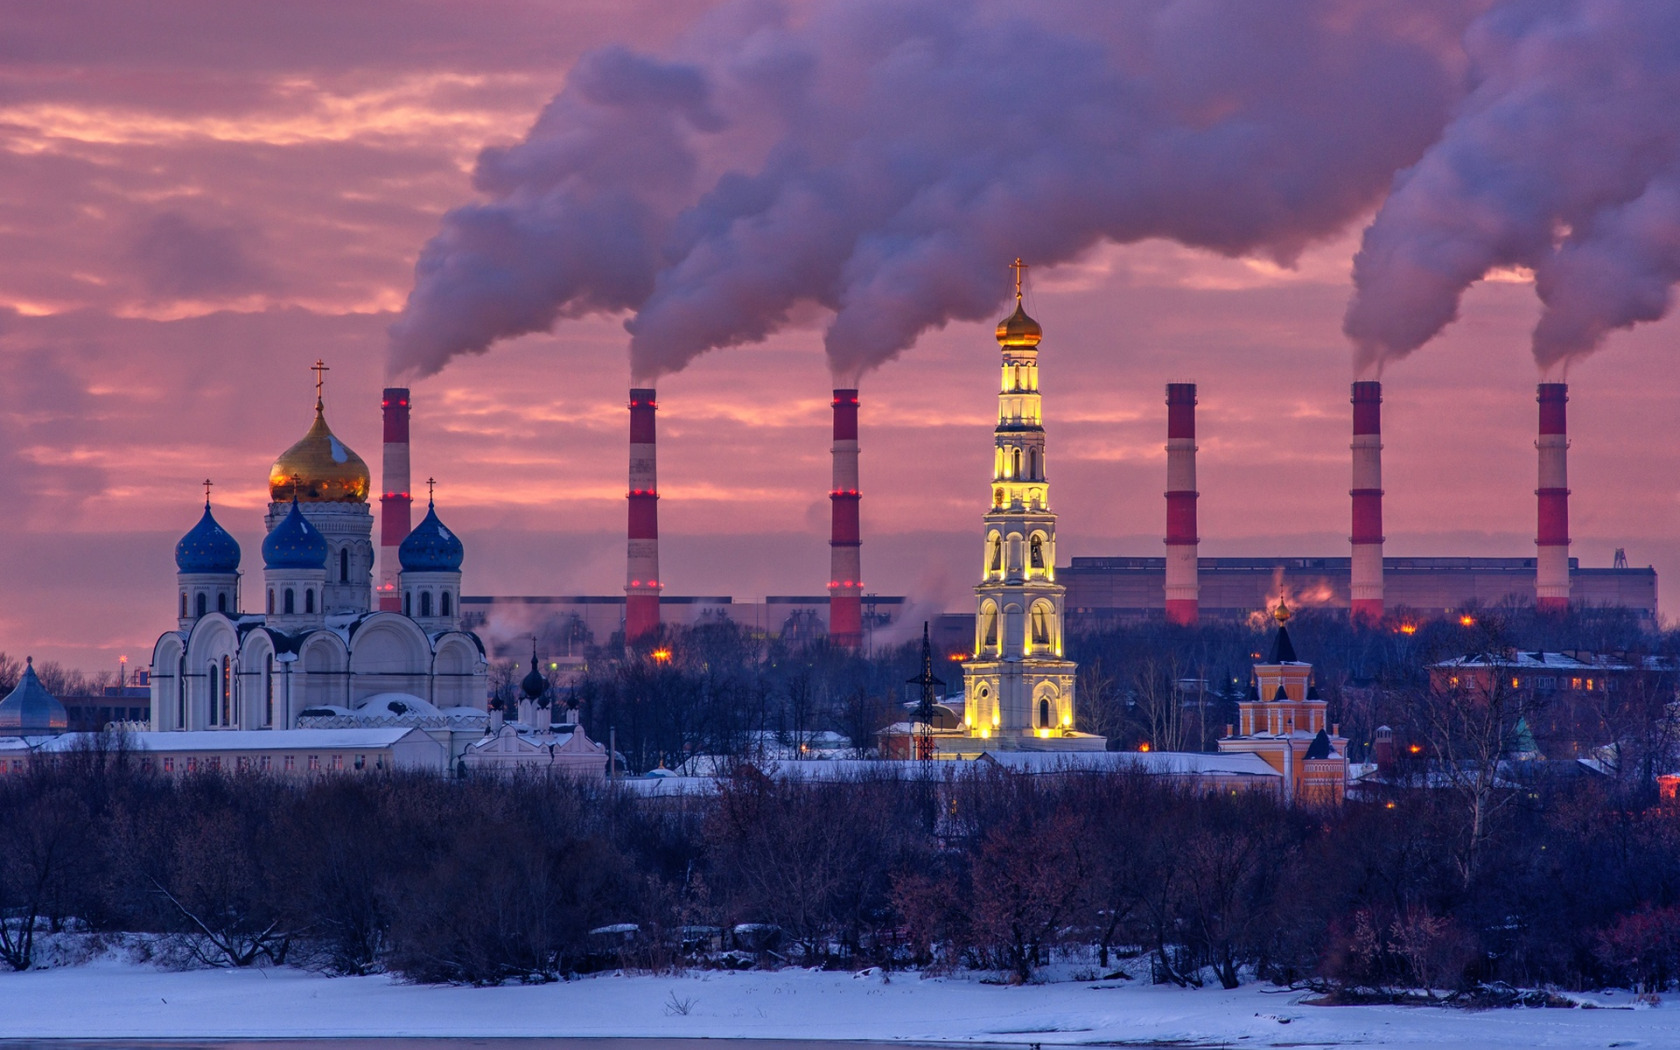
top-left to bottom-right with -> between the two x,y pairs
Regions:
961,261 -> 1079,745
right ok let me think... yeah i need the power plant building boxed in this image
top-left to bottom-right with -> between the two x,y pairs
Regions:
1062,555 -> 1657,628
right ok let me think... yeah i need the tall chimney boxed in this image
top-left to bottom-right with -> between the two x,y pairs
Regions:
379,387 -> 412,613
829,389 -> 863,649
1350,381 -> 1384,623
1536,382 -> 1570,613
1164,383 -> 1198,626
626,387 -> 661,640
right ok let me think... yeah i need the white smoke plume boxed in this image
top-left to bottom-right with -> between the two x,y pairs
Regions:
389,0 -> 1472,383
1345,0 -> 1680,376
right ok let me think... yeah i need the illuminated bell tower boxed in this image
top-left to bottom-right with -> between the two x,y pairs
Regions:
961,260 -> 1077,744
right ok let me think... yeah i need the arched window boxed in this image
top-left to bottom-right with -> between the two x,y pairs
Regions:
339,548 -> 349,582
1011,448 -> 1022,477
284,588 -> 295,615
305,589 -> 315,614
404,591 -> 411,617
217,593 -> 227,613
267,589 -> 275,615
1029,448 -> 1040,480
1030,535 -> 1045,570
221,656 -> 233,727
196,593 -> 207,618
441,592 -> 451,617
180,593 -> 187,618
264,654 -> 274,728
1031,604 -> 1051,645
208,661 -> 219,726
1039,697 -> 1051,728
981,606 -> 998,652
988,535 -> 1002,573
420,591 -> 433,618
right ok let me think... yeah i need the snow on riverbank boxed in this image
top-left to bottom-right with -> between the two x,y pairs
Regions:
0,958 -> 1670,1047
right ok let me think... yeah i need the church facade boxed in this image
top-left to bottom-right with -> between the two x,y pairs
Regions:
149,368 -> 489,748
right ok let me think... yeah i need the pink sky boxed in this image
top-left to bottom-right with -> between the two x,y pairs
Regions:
0,1 -> 1675,670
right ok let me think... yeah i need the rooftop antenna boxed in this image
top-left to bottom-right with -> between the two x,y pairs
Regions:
1613,547 -> 1629,569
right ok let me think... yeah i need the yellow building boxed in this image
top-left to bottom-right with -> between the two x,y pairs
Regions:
1217,605 -> 1348,804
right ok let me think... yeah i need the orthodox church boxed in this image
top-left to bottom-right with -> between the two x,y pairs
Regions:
148,366 -> 489,746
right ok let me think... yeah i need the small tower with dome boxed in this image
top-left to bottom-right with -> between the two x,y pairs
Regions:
263,493 -> 330,629
0,657 -> 68,738
266,360 -> 375,616
399,480 -> 464,632
174,481 -> 241,627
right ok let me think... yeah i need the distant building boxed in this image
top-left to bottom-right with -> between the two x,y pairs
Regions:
460,594 -> 907,657
1061,555 -> 1658,627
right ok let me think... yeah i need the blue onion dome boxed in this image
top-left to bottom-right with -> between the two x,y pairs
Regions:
175,501 -> 241,574
399,501 -> 464,572
262,497 -> 329,570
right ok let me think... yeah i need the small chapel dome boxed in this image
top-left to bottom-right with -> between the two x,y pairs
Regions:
262,498 -> 329,570
995,301 -> 1042,347
269,399 -> 370,503
521,642 -> 548,701
399,502 -> 464,573
175,501 -> 241,575
0,657 -> 68,735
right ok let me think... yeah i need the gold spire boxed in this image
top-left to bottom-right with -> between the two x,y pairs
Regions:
268,362 -> 370,503
996,257 -> 1043,347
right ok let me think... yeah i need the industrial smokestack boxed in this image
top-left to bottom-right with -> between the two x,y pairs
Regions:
379,387 -> 412,612
1350,381 -> 1384,623
1536,382 -> 1571,613
626,388 -> 661,640
829,389 -> 863,649
1164,383 -> 1198,626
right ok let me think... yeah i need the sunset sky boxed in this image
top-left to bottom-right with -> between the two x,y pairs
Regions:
2,1 -> 1677,670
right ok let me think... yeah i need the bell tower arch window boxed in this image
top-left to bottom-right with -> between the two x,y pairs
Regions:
196,593 -> 207,618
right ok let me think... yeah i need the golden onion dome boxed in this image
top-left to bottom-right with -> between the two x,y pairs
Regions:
268,399 -> 370,503
995,299 -> 1043,347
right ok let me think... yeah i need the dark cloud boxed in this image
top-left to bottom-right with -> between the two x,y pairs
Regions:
127,212 -> 274,301
1345,0 -> 1680,374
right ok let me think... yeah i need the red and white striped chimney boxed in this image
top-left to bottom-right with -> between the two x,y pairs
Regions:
1536,382 -> 1571,613
1164,383 -> 1198,626
379,387 -> 412,612
829,389 -> 863,649
626,387 -> 661,640
1350,381 -> 1384,623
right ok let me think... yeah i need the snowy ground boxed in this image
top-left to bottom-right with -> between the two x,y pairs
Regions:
0,957 -> 1672,1048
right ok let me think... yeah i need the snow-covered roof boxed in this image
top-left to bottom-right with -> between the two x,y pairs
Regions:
34,728 -> 427,753
980,749 -> 1280,778
1430,650 -> 1671,672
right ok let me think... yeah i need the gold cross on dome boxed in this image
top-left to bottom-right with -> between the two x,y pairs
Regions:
312,359 -> 330,404
1011,257 -> 1028,301
203,478 -> 213,505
